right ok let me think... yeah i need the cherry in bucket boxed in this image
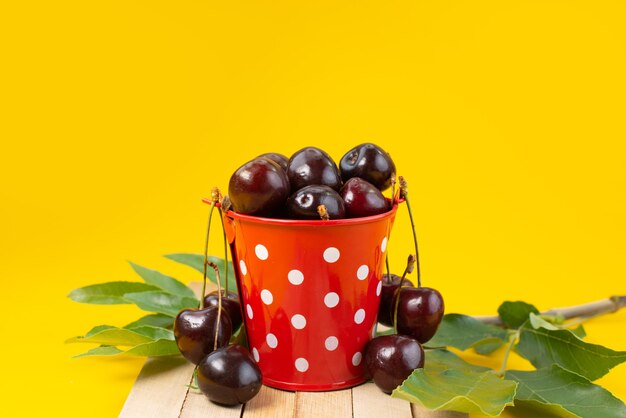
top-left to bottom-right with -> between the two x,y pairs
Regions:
287,146 -> 342,192
286,184 -> 346,220
340,177 -> 388,218
258,152 -> 289,172
229,158 -> 290,217
340,143 -> 396,191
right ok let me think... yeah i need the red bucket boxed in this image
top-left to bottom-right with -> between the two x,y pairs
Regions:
218,203 -> 398,391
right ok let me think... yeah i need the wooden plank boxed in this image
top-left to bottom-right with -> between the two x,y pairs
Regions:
411,404 -> 468,418
119,356 -> 195,418
293,390 -> 352,418
243,385 -> 296,418
352,383 -> 412,418
179,388 -> 243,418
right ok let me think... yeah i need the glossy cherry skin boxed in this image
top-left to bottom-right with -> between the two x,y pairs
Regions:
203,290 -> 243,331
395,287 -> 444,344
340,177 -> 389,218
258,152 -> 289,171
197,345 -> 262,406
377,274 -> 414,327
174,306 -> 232,365
229,158 -> 290,217
287,147 -> 342,192
286,185 -> 346,220
340,143 -> 396,191
364,335 -> 424,394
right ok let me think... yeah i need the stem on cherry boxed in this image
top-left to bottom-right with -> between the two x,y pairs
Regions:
207,261 -> 223,351
317,204 -> 330,220
200,188 -> 221,309
390,172 -> 397,207
401,254 -> 416,281
399,176 -> 421,287
217,208 -> 229,295
385,255 -> 391,284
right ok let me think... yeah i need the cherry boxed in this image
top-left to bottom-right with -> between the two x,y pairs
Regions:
340,177 -> 389,218
197,344 -> 262,406
174,306 -> 232,365
377,274 -> 414,327
204,290 -> 243,331
229,158 -> 290,217
340,143 -> 396,191
286,185 -> 346,220
364,335 -> 424,394
287,147 -> 342,192
394,287 -> 444,344
258,152 -> 289,172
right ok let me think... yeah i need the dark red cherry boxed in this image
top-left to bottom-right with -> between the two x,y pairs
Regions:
197,344 -> 262,406
258,152 -> 289,171
286,185 -> 346,220
395,287 -> 445,344
287,147 -> 342,192
203,290 -> 243,331
377,274 -> 414,327
228,158 -> 290,217
340,143 -> 396,191
364,335 -> 424,394
174,306 -> 232,365
340,177 -> 389,218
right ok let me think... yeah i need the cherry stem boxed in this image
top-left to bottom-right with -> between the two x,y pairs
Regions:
390,172 -> 397,207
217,207 -> 229,295
474,296 -> 626,326
200,200 -> 217,309
401,254 -> 416,281
385,255 -> 391,284
399,176 -> 421,287
317,204 -> 330,220
207,261 -> 223,351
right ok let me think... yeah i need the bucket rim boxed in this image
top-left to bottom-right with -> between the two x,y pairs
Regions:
202,197 -> 401,226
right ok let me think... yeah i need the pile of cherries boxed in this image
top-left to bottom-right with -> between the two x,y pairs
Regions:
229,144 -> 395,219
173,143 -> 445,406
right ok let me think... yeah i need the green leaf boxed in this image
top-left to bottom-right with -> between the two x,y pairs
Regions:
516,314 -> 626,381
85,325 -> 116,337
128,325 -> 174,341
426,314 -> 509,351
164,253 -> 236,292
507,365 -> 626,418
123,291 -> 198,317
124,339 -> 180,356
124,313 -> 173,330
73,345 -> 123,358
129,262 -> 196,298
392,350 -> 517,416
68,281 -> 159,304
474,339 -> 505,355
498,301 -> 539,328
72,340 -> 180,358
66,327 -> 154,346
570,324 -> 586,339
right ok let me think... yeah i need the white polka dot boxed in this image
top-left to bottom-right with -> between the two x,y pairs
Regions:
266,333 -> 278,348
288,269 -> 304,285
246,304 -> 253,319
239,260 -> 247,276
376,280 -> 382,296
325,336 -> 339,351
260,289 -> 273,305
291,314 -> 307,329
295,358 -> 309,372
324,292 -> 339,308
357,265 -> 369,280
255,244 -> 269,260
354,309 -> 366,324
352,352 -> 362,366
323,247 -> 340,263
252,347 -> 259,362
381,237 -> 388,253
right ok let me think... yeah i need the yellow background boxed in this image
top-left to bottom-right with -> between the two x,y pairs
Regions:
1,1 -> 625,417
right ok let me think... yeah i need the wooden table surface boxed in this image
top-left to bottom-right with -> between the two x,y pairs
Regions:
119,356 -> 467,418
